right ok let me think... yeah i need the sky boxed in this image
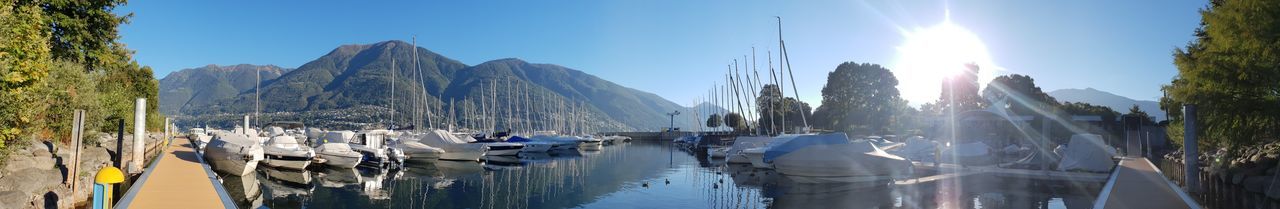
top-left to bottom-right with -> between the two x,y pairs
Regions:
117,0 -> 1206,108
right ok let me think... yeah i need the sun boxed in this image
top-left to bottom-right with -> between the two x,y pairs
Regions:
893,20 -> 997,105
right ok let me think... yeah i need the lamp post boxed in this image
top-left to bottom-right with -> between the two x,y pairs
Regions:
666,111 -> 681,132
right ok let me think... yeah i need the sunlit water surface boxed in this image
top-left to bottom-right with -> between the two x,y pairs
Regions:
219,141 -> 1099,209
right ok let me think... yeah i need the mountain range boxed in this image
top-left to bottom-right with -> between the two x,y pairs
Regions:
160,40 -> 712,131
1047,88 -> 1166,121
159,64 -> 291,115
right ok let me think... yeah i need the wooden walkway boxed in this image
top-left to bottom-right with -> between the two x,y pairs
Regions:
1095,157 -> 1200,209
116,137 -> 234,209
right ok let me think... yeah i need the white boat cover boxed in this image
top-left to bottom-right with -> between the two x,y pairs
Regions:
764,133 -> 849,163
267,127 -> 286,137
942,141 -> 992,157
893,136 -> 937,160
321,131 -> 355,144
771,140 -> 913,178
269,135 -> 302,149
417,130 -> 486,150
1057,134 -> 1117,172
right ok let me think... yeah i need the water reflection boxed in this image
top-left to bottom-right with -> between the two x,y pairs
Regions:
225,140 -> 1098,209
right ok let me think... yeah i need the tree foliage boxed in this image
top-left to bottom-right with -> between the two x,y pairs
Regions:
723,112 -> 748,133
981,74 -> 1057,115
0,0 -> 158,149
811,62 -> 903,135
706,113 -> 722,128
1163,0 -> 1280,148
934,63 -> 983,115
755,84 -> 814,134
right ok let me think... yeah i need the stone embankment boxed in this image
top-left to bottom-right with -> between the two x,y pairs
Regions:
0,132 -> 163,209
1164,141 -> 1280,199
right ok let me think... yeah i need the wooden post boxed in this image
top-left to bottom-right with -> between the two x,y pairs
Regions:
67,109 -> 85,193
130,98 -> 145,174
1184,104 -> 1199,193
114,119 -> 123,168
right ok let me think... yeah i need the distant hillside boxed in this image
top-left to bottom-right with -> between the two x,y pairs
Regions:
158,64 -> 290,115
1048,88 -> 1166,121
164,40 -> 703,131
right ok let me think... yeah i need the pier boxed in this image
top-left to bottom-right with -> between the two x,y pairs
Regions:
115,136 -> 235,208
1094,157 -> 1200,209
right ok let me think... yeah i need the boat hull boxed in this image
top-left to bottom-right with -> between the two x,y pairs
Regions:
485,148 -> 521,156
208,157 -> 259,176
318,153 -> 361,168
520,143 -> 552,153
440,151 -> 485,161
263,154 -> 312,170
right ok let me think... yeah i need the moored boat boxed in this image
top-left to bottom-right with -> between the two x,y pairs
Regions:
204,131 -> 266,176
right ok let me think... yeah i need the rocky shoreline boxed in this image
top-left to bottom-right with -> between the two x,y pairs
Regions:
0,133 -> 163,209
1163,141 -> 1280,200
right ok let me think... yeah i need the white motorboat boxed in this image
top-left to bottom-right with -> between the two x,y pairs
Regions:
468,140 -> 524,156
411,130 -> 488,161
726,136 -> 773,164
766,133 -> 913,184
262,134 -> 315,170
391,136 -> 445,162
188,128 -> 212,151
351,130 -> 406,166
204,131 -> 266,176
743,134 -> 807,169
526,135 -> 579,150
576,135 -> 604,147
313,131 -> 363,168
503,136 -> 554,153
707,146 -> 731,158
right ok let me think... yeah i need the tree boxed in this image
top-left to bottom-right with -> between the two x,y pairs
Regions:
0,1 -> 53,145
40,0 -> 131,67
723,112 -> 748,133
811,62 -> 903,135
706,113 -> 722,129
981,74 -> 1057,115
1163,0 -> 1280,148
755,84 -> 814,134
934,63 -> 983,115
1120,104 -> 1156,128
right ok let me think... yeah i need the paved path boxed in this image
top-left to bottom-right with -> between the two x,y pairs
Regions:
118,137 -> 231,209
1097,157 -> 1200,209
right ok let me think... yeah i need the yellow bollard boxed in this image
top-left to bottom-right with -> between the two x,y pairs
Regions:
93,167 -> 125,209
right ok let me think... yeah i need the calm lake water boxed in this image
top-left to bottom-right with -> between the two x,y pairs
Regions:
219,140 -> 1101,209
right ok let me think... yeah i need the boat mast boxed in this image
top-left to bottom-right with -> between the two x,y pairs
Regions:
778,17 -> 808,130
390,56 -> 396,129
255,65 -> 260,129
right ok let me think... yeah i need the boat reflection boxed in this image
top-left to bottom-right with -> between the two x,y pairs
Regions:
225,140 -> 1098,209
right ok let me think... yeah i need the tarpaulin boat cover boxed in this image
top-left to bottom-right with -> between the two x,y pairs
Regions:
1057,134 -> 1117,172
507,136 -> 532,142
763,133 -> 851,163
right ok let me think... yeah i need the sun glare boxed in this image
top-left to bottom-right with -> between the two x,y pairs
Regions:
893,20 -> 997,105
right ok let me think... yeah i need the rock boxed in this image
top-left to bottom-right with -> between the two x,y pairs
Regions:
3,156 -> 54,172
0,190 -> 31,209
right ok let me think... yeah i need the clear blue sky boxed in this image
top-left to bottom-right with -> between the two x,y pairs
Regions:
117,0 -> 1205,108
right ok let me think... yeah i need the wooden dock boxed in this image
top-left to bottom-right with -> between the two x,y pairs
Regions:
905,161 -> 1111,183
116,136 -> 234,209
1094,157 -> 1201,209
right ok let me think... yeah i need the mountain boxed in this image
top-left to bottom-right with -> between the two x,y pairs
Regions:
158,64 -> 291,115
1048,88 -> 1166,121
166,40 -> 703,131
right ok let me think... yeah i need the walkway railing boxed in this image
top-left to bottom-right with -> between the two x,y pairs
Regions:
1156,158 -> 1280,209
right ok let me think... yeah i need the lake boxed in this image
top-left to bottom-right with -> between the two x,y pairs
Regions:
221,140 -> 1101,209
